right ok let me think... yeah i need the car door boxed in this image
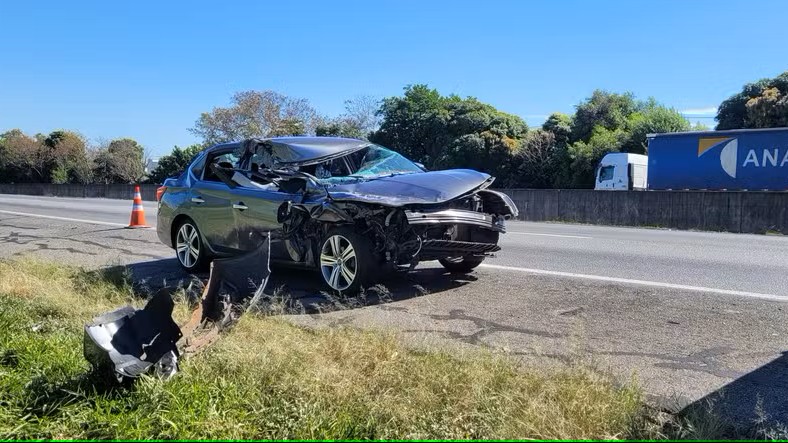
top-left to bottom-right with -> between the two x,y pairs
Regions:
188,148 -> 240,254
232,153 -> 303,259
231,173 -> 304,258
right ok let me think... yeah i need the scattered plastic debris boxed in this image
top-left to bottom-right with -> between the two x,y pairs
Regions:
83,236 -> 271,382
83,290 -> 182,381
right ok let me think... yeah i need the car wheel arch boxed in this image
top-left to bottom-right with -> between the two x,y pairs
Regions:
171,214 -> 198,249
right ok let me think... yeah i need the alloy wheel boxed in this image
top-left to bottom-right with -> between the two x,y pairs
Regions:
176,223 -> 200,269
320,234 -> 357,291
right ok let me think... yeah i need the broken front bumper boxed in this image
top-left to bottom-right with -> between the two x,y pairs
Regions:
404,209 -> 506,232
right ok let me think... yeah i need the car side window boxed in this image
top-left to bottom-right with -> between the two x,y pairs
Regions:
232,146 -> 278,190
202,151 -> 239,182
599,166 -> 614,182
190,154 -> 206,179
248,147 -> 274,174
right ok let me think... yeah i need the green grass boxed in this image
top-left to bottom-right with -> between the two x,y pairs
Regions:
0,258 -> 733,440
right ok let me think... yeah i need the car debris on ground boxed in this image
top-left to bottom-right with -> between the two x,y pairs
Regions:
83,235 -> 271,382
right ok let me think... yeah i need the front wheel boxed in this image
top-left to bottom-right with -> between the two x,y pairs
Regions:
319,227 -> 378,292
439,255 -> 486,273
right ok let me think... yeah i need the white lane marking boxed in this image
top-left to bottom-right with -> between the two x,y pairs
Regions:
0,209 -> 145,228
479,263 -> 788,302
506,231 -> 592,239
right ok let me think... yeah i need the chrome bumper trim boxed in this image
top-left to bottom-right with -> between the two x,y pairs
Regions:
405,209 -> 505,232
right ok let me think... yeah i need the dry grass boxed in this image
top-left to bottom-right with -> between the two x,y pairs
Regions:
0,258 -> 735,440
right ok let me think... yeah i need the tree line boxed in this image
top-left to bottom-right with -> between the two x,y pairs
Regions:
0,130 -> 148,184
2,71 -> 785,188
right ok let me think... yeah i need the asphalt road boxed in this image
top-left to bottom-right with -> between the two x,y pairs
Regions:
1,194 -> 786,298
1,194 -> 787,426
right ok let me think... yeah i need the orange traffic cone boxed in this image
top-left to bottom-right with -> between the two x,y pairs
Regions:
127,185 -> 150,228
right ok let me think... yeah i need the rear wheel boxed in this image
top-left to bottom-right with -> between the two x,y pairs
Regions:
439,255 -> 486,273
175,219 -> 208,272
319,227 -> 378,292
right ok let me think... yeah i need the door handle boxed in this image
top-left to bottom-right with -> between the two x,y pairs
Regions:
233,202 -> 248,211
191,196 -> 205,204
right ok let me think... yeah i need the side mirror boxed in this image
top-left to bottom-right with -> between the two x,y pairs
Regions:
415,162 -> 427,171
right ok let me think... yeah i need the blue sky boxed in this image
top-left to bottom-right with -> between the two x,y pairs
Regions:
1,0 -> 787,156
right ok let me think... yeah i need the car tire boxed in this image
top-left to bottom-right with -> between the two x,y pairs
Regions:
439,255 -> 486,273
319,226 -> 378,292
174,218 -> 208,272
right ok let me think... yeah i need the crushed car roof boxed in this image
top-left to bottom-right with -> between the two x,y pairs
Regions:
268,137 -> 370,164
212,137 -> 370,167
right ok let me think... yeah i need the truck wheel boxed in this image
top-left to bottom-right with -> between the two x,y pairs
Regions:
319,227 -> 379,292
439,255 -> 486,273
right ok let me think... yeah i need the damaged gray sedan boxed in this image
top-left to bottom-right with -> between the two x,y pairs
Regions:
156,137 -> 519,291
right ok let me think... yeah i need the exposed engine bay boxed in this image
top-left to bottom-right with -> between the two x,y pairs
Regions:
274,189 -> 516,271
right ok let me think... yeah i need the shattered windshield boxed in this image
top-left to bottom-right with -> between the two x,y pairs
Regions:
309,145 -> 423,184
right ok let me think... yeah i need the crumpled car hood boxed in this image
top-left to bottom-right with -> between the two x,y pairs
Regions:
324,169 -> 493,205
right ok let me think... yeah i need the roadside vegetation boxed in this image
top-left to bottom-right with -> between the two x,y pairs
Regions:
2,71 -> 787,190
0,258 -> 760,440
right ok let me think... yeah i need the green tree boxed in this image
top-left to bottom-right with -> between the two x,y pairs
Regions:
315,119 -> 366,139
148,144 -> 204,184
570,90 -> 637,143
92,147 -> 114,184
622,104 -> 690,154
716,71 -> 788,129
109,138 -> 145,183
190,90 -> 319,145
50,164 -> 69,184
436,99 -> 526,180
44,130 -> 92,184
540,113 -> 573,187
92,138 -> 146,183
542,112 -> 572,147
552,92 -> 693,187
370,84 -> 453,164
744,87 -> 788,128
509,129 -> 564,188
269,118 -> 306,137
568,126 -> 628,188
369,85 -> 527,181
0,129 -> 48,182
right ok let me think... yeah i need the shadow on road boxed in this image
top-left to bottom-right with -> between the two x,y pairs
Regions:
113,257 -> 477,314
679,351 -> 788,435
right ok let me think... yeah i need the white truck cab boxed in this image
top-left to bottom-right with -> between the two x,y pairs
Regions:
594,153 -> 648,190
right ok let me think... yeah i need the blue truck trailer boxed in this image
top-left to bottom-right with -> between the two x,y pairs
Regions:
595,127 -> 788,191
